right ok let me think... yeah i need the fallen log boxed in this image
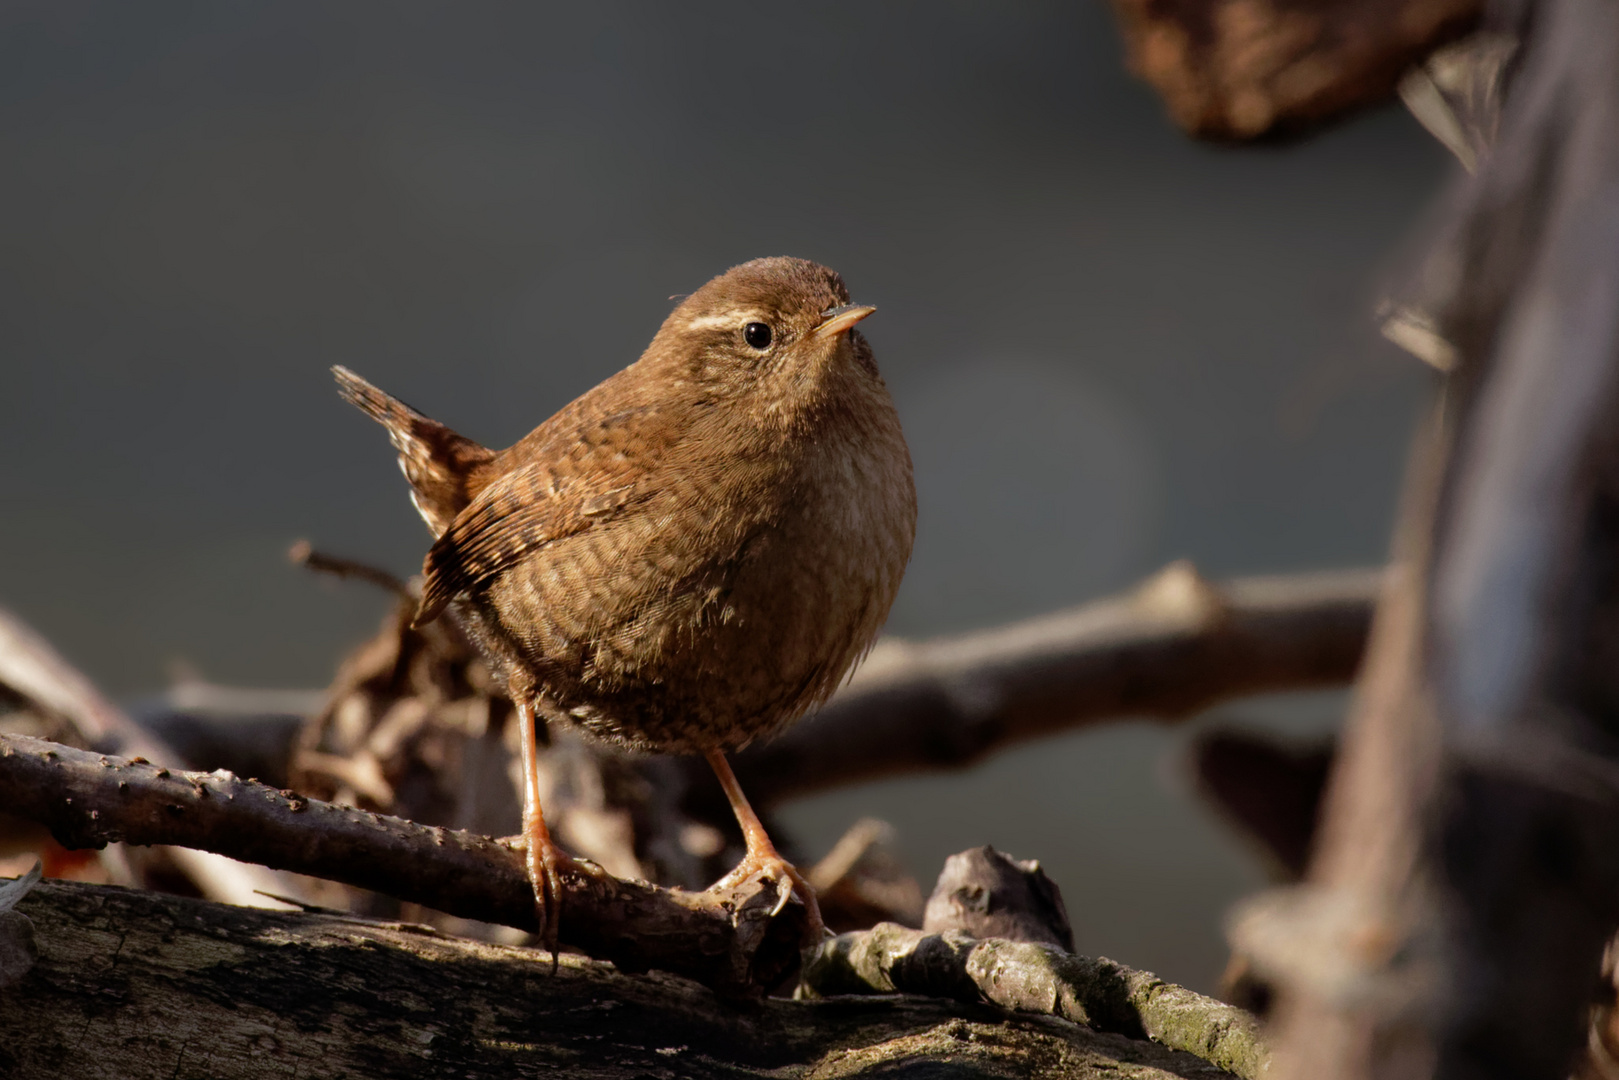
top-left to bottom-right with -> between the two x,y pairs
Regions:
1,876 -> 1244,1079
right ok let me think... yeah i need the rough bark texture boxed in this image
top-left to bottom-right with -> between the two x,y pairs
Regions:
0,879 -> 1240,1080
1108,0 -> 1480,139
0,733 -> 808,998
802,923 -> 1268,1080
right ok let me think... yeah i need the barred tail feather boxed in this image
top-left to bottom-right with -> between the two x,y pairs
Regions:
332,365 -> 496,538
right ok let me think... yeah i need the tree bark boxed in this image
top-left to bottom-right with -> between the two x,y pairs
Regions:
0,878 -> 1242,1080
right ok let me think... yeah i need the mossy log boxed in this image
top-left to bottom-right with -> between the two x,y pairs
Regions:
803,923 -> 1268,1080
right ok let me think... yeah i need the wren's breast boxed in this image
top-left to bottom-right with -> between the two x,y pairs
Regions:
700,402 -> 917,744
521,386 -> 915,756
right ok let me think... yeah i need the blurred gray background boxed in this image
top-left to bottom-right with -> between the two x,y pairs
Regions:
0,2 -> 1448,990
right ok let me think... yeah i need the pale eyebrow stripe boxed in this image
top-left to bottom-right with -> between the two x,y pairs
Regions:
681,311 -> 765,332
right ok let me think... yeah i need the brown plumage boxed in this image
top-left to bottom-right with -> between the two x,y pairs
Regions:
334,256 -> 916,947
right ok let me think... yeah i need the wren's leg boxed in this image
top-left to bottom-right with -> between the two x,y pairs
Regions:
516,699 -> 569,960
705,749 -> 824,939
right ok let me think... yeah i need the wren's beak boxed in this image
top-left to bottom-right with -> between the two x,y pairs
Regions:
813,303 -> 877,338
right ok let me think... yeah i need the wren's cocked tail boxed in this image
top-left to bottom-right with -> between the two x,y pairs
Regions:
334,256 -> 916,954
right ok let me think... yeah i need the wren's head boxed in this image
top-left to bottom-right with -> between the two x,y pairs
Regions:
645,257 -> 880,409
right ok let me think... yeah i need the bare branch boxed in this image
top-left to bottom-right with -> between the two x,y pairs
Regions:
0,732 -> 808,997
727,561 -> 1380,807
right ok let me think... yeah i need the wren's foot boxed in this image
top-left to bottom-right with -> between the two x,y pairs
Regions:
702,748 -> 825,943
712,841 -> 825,941
515,831 -> 577,962
513,699 -> 576,965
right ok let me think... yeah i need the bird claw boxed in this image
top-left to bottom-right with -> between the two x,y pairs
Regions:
710,848 -> 824,941
540,842 -> 564,965
768,875 -> 794,919
514,832 -> 573,967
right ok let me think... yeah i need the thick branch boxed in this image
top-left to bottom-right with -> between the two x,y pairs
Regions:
802,922 -> 1268,1080
0,732 -> 806,997
2,877 -> 1233,1080
729,562 -> 1379,807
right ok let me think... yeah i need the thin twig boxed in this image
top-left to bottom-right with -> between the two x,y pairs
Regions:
288,540 -> 413,600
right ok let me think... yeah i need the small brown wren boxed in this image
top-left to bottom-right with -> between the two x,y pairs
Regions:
334,256 -> 916,948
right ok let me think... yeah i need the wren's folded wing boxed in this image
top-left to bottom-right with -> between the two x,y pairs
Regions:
412,405 -> 666,627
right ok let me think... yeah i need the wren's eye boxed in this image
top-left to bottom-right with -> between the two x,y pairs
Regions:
743,322 -> 773,350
